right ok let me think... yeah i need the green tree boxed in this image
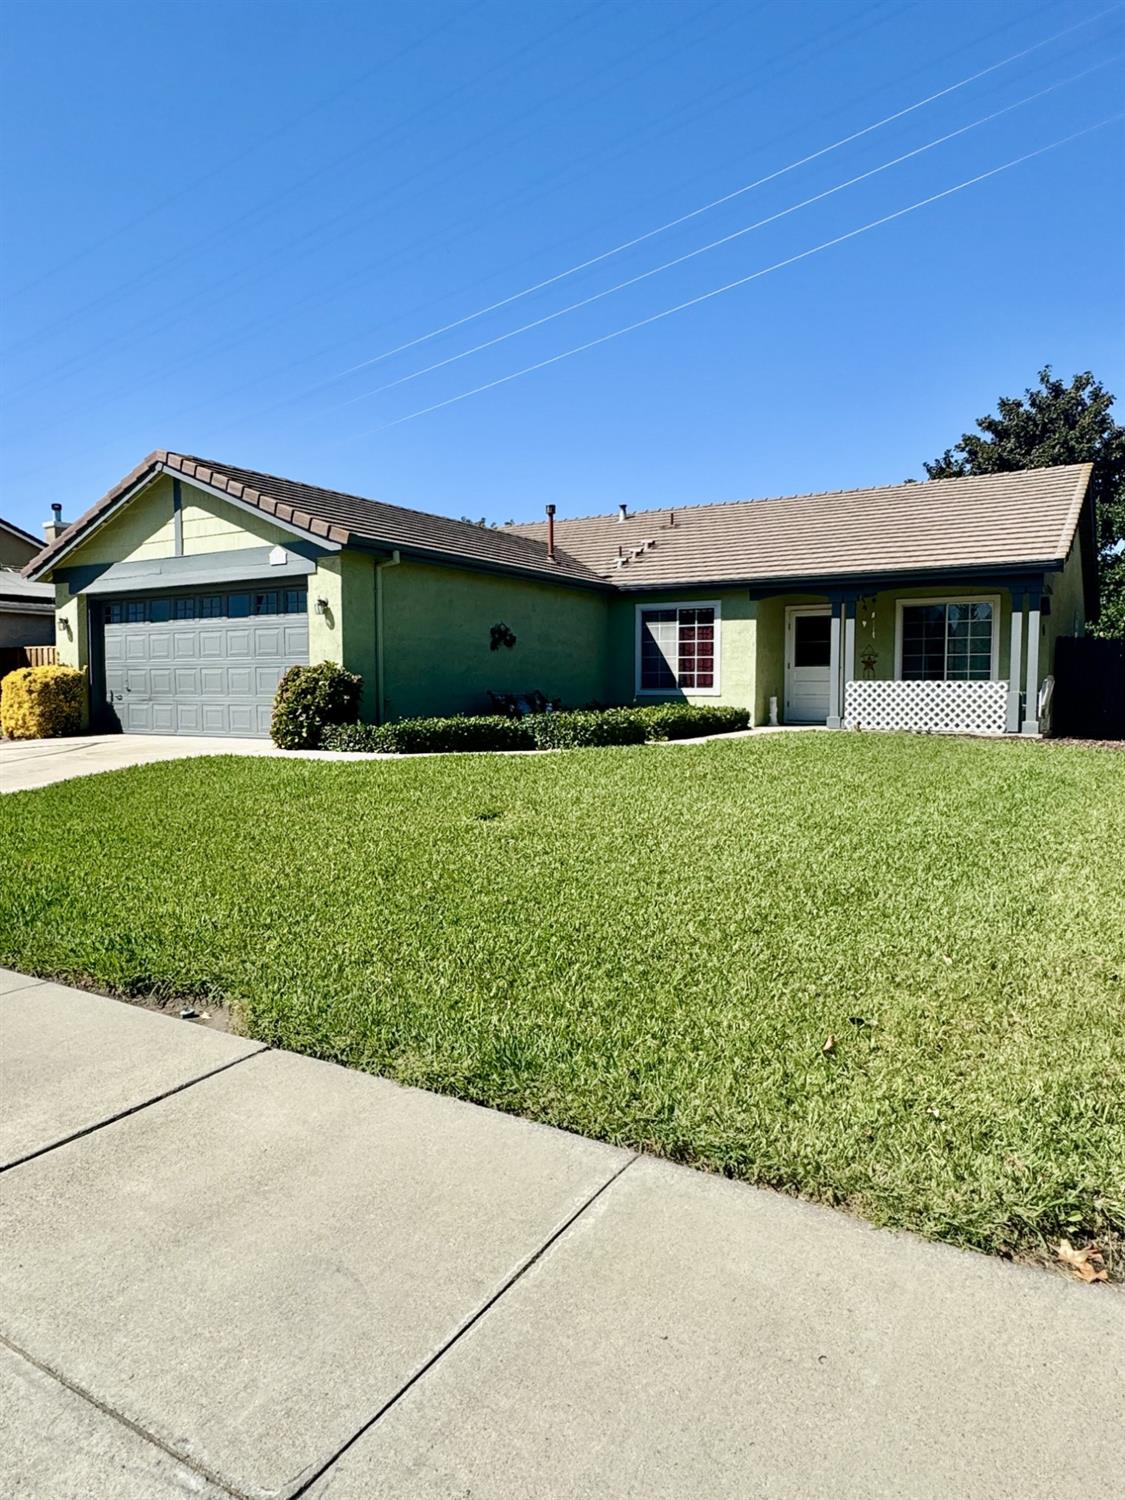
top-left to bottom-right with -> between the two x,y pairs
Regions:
924,367 -> 1125,637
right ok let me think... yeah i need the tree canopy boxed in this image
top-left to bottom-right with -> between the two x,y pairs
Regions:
924,368 -> 1125,637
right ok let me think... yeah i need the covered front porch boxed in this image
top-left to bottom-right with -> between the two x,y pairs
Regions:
754,573 -> 1061,736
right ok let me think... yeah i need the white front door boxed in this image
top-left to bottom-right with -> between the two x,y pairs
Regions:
785,606 -> 831,723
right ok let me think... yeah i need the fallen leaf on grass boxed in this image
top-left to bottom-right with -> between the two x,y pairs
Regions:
1055,1240 -> 1108,1283
822,1034 -> 836,1054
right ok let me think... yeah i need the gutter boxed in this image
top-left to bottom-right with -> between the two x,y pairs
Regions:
374,549 -> 401,724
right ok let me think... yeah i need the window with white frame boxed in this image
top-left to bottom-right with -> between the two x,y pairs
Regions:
637,603 -> 719,692
897,599 -> 997,681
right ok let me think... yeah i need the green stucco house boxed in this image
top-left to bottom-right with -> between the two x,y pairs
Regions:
24,451 -> 1096,739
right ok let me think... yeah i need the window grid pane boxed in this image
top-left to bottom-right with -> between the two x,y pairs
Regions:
901,602 -> 993,681
641,607 -> 715,691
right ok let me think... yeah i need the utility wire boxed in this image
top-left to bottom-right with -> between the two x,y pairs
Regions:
2,0 -> 725,395
311,1 -> 1125,389
3,0 -> 610,354
331,55 -> 1121,410
355,115 -> 1121,436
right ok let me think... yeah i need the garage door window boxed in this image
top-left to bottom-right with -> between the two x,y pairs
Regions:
104,591 -> 309,625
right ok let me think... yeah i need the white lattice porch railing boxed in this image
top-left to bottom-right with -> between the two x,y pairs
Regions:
843,679 -> 1008,734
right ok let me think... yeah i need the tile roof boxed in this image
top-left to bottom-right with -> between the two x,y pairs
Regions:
26,452 -> 606,587
25,453 -> 1091,592
505,464 -> 1092,586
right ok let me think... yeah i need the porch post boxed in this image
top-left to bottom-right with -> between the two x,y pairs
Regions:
841,595 -> 857,726
1006,588 -> 1024,735
826,597 -> 843,729
1021,592 -> 1041,735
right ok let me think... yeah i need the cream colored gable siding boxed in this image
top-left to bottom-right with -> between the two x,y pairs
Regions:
181,487 -> 292,553
61,475 -> 293,569
63,475 -> 177,565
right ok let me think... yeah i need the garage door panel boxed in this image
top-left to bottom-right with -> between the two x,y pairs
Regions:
228,704 -> 257,736
99,587 -> 308,739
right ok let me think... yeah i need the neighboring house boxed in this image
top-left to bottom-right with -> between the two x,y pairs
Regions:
23,451 -> 1095,739
1,515 -> 55,651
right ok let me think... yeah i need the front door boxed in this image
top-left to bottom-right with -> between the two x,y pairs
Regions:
785,606 -> 831,724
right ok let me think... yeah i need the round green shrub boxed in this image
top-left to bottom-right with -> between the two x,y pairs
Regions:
270,661 -> 362,749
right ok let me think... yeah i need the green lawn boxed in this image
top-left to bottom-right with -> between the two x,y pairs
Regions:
2,733 -> 1123,1269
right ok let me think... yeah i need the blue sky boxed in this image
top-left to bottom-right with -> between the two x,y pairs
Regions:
2,0 -> 1122,538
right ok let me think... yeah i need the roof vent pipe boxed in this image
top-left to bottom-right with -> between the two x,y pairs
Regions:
545,503 -> 556,562
617,503 -> 628,522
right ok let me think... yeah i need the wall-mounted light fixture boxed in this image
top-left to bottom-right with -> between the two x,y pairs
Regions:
315,597 -> 329,616
58,615 -> 73,639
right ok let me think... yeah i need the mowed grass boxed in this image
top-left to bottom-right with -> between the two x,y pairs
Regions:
2,733 -> 1123,1267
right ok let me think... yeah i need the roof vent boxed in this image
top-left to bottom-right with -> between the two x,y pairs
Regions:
43,502 -> 66,543
617,503 -> 629,522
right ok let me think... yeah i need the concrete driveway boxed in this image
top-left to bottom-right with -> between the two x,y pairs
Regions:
2,967 -> 1123,1499
0,733 -> 383,793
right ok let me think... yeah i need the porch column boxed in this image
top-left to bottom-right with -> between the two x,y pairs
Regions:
841,595 -> 857,725
1021,592 -> 1042,736
1006,588 -> 1024,734
826,597 -> 843,729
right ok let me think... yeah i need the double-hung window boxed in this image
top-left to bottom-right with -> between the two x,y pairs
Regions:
637,603 -> 719,693
897,598 -> 997,681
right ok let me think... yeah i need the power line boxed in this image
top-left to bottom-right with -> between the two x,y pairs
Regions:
330,54 -> 1121,410
355,115 -> 1122,436
2,0 -> 611,355
320,1 -> 1125,391
2,0 -> 725,395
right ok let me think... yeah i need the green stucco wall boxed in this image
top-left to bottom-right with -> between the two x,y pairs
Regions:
1043,533 -> 1085,678
379,560 -> 611,719
607,589 -> 756,714
307,550 -> 379,720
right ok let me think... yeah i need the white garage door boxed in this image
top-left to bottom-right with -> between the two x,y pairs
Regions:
99,585 -> 309,737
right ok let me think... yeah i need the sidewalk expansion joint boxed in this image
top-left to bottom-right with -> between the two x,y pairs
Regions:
287,1151 -> 640,1499
0,1331 -> 251,1500
0,1044 -> 271,1175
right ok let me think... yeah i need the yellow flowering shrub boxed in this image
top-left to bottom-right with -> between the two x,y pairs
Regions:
0,665 -> 87,739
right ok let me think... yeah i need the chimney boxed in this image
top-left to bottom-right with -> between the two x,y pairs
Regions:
617,503 -> 628,523
43,503 -> 66,543
545,503 -> 556,562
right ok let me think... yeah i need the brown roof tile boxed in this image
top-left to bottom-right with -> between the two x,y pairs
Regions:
505,465 -> 1092,586
24,454 -> 1090,591
26,452 -> 606,587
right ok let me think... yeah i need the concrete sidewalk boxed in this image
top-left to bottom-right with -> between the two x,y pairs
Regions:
2,968 -> 1122,1499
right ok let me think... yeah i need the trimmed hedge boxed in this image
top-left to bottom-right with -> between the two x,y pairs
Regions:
270,661 -> 361,749
0,665 -> 87,740
632,703 -> 750,739
322,715 -> 533,754
319,703 -> 750,755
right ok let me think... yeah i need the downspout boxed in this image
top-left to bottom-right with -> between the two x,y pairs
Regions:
374,549 -> 401,725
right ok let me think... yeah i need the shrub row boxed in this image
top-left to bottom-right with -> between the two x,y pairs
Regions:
0,665 -> 87,740
319,702 -> 749,755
